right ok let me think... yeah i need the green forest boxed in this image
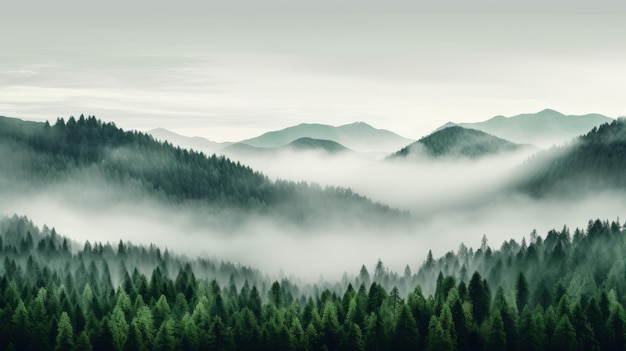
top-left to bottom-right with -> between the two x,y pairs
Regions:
1,215 -> 626,350
517,118 -> 626,196
0,115 -> 403,225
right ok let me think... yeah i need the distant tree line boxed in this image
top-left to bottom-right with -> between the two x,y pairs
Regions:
1,215 -> 626,350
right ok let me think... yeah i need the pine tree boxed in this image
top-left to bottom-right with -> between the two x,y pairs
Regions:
208,316 -> 235,351
392,304 -> 420,350
515,272 -> 529,312
108,306 -> 129,351
426,315 -> 453,351
10,300 -> 31,350
469,272 -> 488,324
485,312 -> 506,351
153,319 -> 177,351
179,312 -> 199,351
55,312 -> 75,351
74,330 -> 93,351
552,315 -> 577,351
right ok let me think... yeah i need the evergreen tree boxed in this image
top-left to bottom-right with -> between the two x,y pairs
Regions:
11,300 -> 31,350
153,319 -> 177,351
108,306 -> 129,351
552,314 -> 577,351
426,315 -> 453,351
208,316 -> 235,351
392,304 -> 420,350
74,330 -> 93,351
485,312 -> 506,351
515,272 -> 529,312
468,272 -> 488,324
55,312 -> 75,351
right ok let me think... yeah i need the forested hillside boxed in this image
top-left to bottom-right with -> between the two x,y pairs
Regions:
517,118 -> 626,196
390,126 -> 522,159
0,115 -> 402,224
1,214 -> 626,350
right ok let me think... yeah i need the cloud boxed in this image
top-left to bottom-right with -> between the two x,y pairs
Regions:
0,70 -> 37,76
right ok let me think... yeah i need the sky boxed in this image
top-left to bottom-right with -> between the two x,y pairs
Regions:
1,0 -> 625,142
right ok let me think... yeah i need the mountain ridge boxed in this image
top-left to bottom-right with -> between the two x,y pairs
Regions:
436,109 -> 612,147
239,121 -> 413,153
148,127 -> 232,155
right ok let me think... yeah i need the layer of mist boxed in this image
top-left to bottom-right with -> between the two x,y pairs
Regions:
3,144 -> 625,282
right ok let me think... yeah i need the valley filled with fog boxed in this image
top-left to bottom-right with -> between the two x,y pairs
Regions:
2,118 -> 625,282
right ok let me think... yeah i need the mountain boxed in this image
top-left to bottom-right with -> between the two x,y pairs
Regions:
516,118 -> 626,196
221,137 -> 351,157
0,115 -> 404,224
147,127 -> 232,154
238,121 -> 413,153
437,109 -> 613,147
390,126 -> 524,159
288,137 -> 350,153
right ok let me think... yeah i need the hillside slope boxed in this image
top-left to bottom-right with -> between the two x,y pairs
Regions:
0,115 -> 404,224
516,118 -> 626,196
391,126 -> 523,159
147,127 -> 232,154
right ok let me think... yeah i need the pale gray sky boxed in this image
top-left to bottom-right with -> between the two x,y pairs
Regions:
1,1 -> 625,141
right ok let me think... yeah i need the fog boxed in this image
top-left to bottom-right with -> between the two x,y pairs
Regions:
2,146 -> 625,282
219,147 -> 537,214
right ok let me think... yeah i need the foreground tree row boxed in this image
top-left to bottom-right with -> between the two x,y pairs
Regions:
0,215 -> 625,350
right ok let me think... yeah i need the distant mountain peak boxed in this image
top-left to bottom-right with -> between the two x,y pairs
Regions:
537,108 -> 564,115
433,121 -> 458,133
342,121 -> 371,127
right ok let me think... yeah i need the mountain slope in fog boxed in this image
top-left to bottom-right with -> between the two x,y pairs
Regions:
148,127 -> 232,154
0,115 -> 404,224
390,126 -> 524,159
437,109 -> 612,147
239,121 -> 413,153
288,137 -> 350,153
222,137 -> 351,157
517,118 -> 626,196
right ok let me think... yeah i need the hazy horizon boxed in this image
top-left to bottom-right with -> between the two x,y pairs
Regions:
2,1 -> 625,141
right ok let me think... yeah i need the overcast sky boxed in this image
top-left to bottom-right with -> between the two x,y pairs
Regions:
1,1 -> 625,141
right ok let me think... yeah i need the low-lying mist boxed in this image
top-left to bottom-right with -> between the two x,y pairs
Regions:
2,146 -> 625,282
220,147 -> 536,215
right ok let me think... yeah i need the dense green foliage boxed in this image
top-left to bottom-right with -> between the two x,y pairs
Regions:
518,118 -> 626,196
391,126 -> 521,159
1,215 -> 626,350
0,115 -> 403,224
